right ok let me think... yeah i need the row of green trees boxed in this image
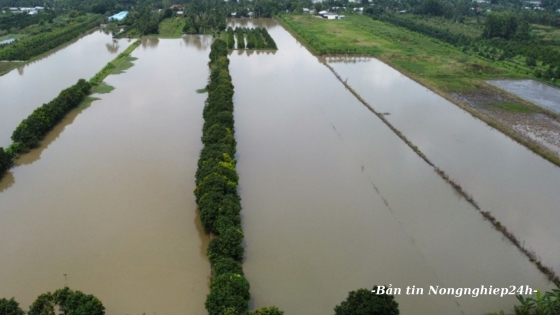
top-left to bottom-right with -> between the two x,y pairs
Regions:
11,79 -> 91,152
196,37 -> 247,315
0,14 -> 101,60
0,287 -> 105,315
234,27 -> 277,50
0,10 -> 56,31
0,147 -> 12,178
195,38 -> 282,315
0,78 -> 91,180
182,0 -> 227,35
226,26 -> 235,49
366,12 -> 560,79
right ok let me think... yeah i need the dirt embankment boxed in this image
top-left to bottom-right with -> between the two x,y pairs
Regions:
453,86 -> 560,160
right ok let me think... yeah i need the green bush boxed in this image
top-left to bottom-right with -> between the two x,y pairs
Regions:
28,287 -> 105,315
205,273 -> 250,315
334,287 -> 399,315
253,306 -> 284,315
11,79 -> 91,153
207,227 -> 244,263
213,257 -> 244,277
0,298 -> 24,315
0,147 -> 14,177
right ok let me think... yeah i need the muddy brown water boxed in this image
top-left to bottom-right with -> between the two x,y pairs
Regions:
488,79 -> 560,115
228,19 -> 556,315
0,36 -> 212,314
0,19 -> 557,315
0,30 -> 135,148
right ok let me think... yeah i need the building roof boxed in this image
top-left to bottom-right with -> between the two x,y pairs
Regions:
108,11 -> 128,21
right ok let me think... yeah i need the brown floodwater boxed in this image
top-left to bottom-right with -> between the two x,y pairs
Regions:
0,36 -> 212,314
328,57 -> 560,277
0,30 -> 134,148
228,19 -> 556,315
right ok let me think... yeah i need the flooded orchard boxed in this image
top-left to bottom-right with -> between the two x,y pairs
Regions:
228,19 -> 555,315
0,30 -> 134,148
0,18 -> 557,315
0,37 -> 212,314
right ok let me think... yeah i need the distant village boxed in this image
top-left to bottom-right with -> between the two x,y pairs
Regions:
1,6 -> 44,15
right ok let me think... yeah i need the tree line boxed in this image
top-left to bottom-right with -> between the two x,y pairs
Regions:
366,11 -> 560,81
0,79 -> 91,179
233,27 -> 277,50
0,14 -> 102,60
194,38 -> 282,315
0,10 -> 56,31
0,287 -> 105,315
0,39 -> 139,181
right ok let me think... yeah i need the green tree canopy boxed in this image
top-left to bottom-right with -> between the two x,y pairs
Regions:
28,287 -> 105,315
334,287 -> 399,315
0,298 -> 24,315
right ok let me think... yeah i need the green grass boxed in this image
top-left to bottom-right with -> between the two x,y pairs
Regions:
158,17 -> 186,38
113,56 -> 137,74
91,82 -> 115,94
277,14 -> 560,167
492,101 -> 534,113
89,40 -> 141,85
0,33 -> 27,41
277,14 -> 529,93
0,61 -> 22,76
75,96 -> 100,111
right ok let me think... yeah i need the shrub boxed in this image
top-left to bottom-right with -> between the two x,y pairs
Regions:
207,227 -> 244,262
253,306 -> 284,315
334,287 -> 399,315
213,257 -> 244,277
0,298 -> 24,315
205,273 -> 250,315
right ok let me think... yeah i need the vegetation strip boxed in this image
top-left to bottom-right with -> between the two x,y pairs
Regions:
0,40 -> 140,181
278,18 -> 560,286
0,15 -> 103,61
194,38 -> 282,315
221,27 -> 277,50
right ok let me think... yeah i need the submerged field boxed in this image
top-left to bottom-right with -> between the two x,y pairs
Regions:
277,14 -> 560,166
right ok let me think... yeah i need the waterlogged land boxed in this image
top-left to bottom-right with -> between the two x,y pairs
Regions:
328,57 -> 560,280
277,14 -> 560,166
0,16 -> 558,315
0,30 -> 134,148
0,36 -> 213,314
229,19 -> 555,315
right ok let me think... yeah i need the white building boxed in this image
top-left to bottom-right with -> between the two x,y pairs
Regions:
320,12 -> 343,19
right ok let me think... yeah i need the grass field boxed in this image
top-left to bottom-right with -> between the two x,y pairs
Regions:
277,14 -> 560,166
277,14 -> 530,93
0,33 -> 27,41
158,17 -> 186,38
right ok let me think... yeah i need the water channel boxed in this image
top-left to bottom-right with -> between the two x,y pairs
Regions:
228,19 -> 556,315
0,36 -> 212,314
0,30 -> 134,148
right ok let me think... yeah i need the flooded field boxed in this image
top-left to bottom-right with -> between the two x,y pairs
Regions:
0,30 -> 134,148
0,18 -> 558,315
0,37 -> 212,314
488,79 -> 560,115
229,19 -> 556,315
328,57 -> 560,280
